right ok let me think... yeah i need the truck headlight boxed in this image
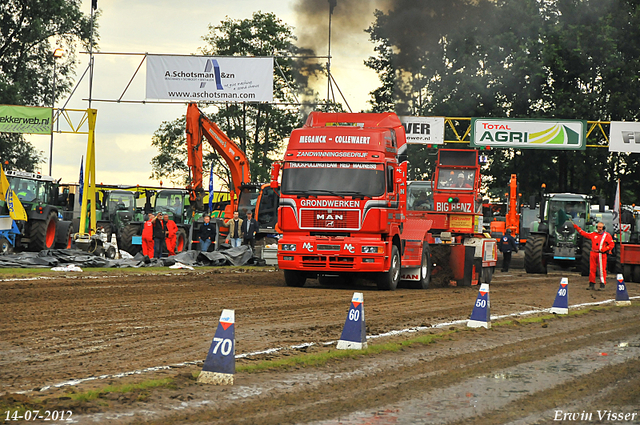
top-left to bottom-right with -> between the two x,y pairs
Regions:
279,244 -> 296,251
361,246 -> 380,253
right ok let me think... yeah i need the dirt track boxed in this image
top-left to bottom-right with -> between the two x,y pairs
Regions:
1,255 -> 639,424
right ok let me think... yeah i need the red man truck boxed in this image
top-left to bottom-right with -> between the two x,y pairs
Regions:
274,112 -> 496,290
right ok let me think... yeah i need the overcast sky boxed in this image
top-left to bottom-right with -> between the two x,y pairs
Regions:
26,0 -> 381,188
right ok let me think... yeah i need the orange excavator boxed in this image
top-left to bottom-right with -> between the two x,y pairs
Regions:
489,174 -> 522,242
184,103 -> 279,234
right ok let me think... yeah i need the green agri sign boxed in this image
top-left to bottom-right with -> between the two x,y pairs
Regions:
0,105 -> 52,135
471,118 -> 586,150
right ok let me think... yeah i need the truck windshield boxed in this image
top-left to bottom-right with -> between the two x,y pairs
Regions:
437,169 -> 475,190
407,182 -> 433,211
282,162 -> 385,197
548,200 -> 587,229
9,177 -> 49,203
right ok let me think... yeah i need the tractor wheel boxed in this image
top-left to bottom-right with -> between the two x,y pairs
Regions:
524,234 -> 547,274
378,244 -> 401,290
175,229 -> 187,253
0,237 -> 14,255
29,211 -> 57,251
611,243 -> 622,274
633,265 -> 640,283
284,270 -> 307,287
410,244 -> 432,289
623,265 -> 632,282
120,224 -> 141,256
56,224 -> 74,249
581,239 -> 592,276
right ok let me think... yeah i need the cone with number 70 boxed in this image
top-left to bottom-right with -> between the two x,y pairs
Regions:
467,283 -> 490,329
198,309 -> 235,385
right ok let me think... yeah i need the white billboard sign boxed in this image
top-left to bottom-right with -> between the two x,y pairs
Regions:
146,55 -> 273,102
399,116 -> 445,144
471,118 -> 586,150
609,121 -> 640,153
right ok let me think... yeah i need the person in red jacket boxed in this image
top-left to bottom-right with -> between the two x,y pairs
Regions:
141,213 -> 156,257
163,213 -> 178,256
573,221 -> 614,290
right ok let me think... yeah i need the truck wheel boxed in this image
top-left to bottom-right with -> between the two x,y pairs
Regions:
410,244 -> 431,289
176,229 -> 187,253
56,224 -> 74,249
623,265 -> 632,282
634,265 -> 640,283
284,270 -> 307,287
524,234 -> 547,274
0,237 -> 13,255
120,224 -> 141,256
29,211 -> 57,251
482,266 -> 494,284
378,244 -> 401,290
101,224 -> 112,243
581,239 -> 591,276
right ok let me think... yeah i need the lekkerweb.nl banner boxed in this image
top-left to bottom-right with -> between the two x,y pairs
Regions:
0,105 -> 52,135
399,116 -> 445,144
609,121 -> 640,153
146,55 -> 273,103
471,118 -> 586,150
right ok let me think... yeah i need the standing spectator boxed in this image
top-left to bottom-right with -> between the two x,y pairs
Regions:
499,229 -> 518,272
199,215 -> 215,252
164,213 -> 178,256
573,221 -> 614,290
152,212 -> 165,258
141,213 -> 156,257
242,211 -> 258,250
224,210 -> 243,248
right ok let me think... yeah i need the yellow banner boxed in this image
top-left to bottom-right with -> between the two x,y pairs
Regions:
0,165 -> 27,221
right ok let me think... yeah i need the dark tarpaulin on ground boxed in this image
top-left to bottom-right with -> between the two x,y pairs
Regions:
0,246 -> 256,268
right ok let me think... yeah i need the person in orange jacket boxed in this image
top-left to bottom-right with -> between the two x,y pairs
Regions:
163,213 -> 178,256
141,213 -> 156,257
573,220 -> 614,290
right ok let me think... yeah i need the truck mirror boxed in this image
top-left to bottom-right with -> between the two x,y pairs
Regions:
270,162 -> 281,189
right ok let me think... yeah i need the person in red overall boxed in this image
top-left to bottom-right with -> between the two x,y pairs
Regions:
141,213 -> 156,257
573,221 -> 614,290
163,213 -> 178,256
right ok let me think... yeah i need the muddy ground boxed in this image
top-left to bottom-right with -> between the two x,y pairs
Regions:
1,253 -> 639,424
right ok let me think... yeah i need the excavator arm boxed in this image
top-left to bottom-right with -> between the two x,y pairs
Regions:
185,103 -> 251,211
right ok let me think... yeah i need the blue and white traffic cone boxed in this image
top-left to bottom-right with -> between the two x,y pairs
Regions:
467,283 -> 490,329
615,274 -> 631,306
550,278 -> 569,315
198,309 -> 235,385
337,292 -> 367,350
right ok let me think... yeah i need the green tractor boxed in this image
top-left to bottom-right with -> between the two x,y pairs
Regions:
1,170 -> 75,252
525,192 -> 598,274
120,189 -> 199,256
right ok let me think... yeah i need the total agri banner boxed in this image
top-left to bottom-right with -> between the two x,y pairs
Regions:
399,116 -> 445,144
146,55 -> 273,102
471,118 -> 586,150
0,105 -> 52,135
609,121 -> 640,153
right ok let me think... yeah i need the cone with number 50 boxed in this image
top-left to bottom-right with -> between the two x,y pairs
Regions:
468,283 -> 490,329
198,309 -> 235,385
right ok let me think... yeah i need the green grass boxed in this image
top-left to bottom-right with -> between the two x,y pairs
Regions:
235,331 -> 451,373
67,377 -> 176,402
